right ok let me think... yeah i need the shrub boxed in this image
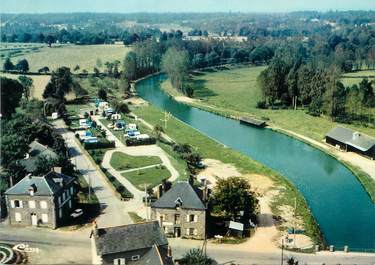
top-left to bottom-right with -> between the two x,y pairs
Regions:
125,137 -> 156,146
256,101 -> 268,109
83,140 -> 115,150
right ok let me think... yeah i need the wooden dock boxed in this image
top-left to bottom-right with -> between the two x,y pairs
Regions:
239,117 -> 266,128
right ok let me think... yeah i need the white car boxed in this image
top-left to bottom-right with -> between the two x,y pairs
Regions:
70,209 -> 83,218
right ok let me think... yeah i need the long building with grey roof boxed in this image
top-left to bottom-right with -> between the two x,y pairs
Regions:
325,126 -> 375,159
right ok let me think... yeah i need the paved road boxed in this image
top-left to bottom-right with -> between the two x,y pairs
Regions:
54,120 -> 132,227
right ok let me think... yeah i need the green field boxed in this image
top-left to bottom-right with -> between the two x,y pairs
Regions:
121,166 -> 171,190
0,73 -> 51,100
110,151 -> 162,171
341,70 -> 375,87
1,43 -> 130,73
162,66 -> 375,141
132,104 -> 323,244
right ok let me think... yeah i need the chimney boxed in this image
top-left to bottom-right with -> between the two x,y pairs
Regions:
352,132 -> 360,140
53,167 -> 62,174
92,221 -> 98,237
202,184 -> 208,203
157,184 -> 163,199
167,245 -> 172,258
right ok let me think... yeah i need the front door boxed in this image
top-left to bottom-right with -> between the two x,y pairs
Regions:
174,227 -> 181,237
31,213 -> 37,226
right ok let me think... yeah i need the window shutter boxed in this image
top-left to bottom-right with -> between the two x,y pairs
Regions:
10,200 -> 15,208
186,228 -> 190,235
194,215 -> 198,222
194,229 -> 198,236
120,258 -> 125,265
19,201 -> 23,208
186,215 -> 190,222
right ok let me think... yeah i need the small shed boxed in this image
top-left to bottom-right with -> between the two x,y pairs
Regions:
325,126 -> 375,159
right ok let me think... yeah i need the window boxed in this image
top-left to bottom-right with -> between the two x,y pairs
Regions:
62,193 -> 66,201
42,214 -> 48,223
189,214 -> 195,222
69,200 -> 72,208
174,214 -> 180,224
189,228 -> 195,236
58,197 -> 61,205
70,187 -> 74,195
131,255 -> 140,261
113,258 -> 125,265
15,212 -> 22,222
40,201 -> 47,209
13,200 -> 23,208
59,209 -> 62,218
29,200 -> 36,209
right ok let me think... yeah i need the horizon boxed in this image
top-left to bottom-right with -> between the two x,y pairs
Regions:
2,0 -> 375,13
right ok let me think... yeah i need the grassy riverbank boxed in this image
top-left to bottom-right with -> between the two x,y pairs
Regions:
132,104 -> 325,247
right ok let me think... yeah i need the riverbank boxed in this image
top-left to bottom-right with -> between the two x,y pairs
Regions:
131,103 -> 325,248
160,79 -> 375,203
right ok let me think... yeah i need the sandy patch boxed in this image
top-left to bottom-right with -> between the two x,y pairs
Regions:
125,97 -> 148,106
197,159 -> 241,186
175,96 -> 196,104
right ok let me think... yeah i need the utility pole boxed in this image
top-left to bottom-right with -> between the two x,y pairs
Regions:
160,111 -> 170,129
293,197 -> 297,248
281,238 -> 284,265
88,174 -> 91,202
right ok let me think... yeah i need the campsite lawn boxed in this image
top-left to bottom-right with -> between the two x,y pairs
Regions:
161,66 -> 375,140
110,151 -> 162,171
121,166 -> 171,190
2,44 -> 130,73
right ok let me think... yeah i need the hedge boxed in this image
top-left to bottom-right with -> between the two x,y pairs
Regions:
83,140 -> 115,150
125,137 -> 156,146
100,167 -> 133,200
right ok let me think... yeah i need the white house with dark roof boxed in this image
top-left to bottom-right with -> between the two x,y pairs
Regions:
91,221 -> 173,265
325,126 -> 375,159
151,181 -> 206,240
5,170 -> 76,228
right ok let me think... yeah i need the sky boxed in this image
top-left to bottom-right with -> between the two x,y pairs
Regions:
1,0 -> 375,13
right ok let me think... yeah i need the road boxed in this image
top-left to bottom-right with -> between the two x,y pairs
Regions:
54,120 -> 132,227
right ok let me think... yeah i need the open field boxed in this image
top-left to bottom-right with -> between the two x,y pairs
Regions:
121,166 -> 171,190
341,70 -> 375,87
0,73 -> 50,100
110,151 -> 162,171
1,43 -> 130,73
162,67 -> 375,140
132,104 -> 323,244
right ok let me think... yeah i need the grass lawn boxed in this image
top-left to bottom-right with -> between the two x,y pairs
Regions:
2,44 -> 130,73
132,104 -> 323,245
110,151 -> 162,171
162,66 -> 375,140
341,70 -> 375,87
121,166 -> 171,190
0,73 -> 51,100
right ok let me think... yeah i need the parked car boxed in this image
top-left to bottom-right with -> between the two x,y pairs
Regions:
71,209 -> 83,218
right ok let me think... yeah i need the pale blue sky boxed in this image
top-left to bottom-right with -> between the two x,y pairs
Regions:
1,0 -> 374,13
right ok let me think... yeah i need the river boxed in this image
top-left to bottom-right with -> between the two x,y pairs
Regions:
136,74 -> 375,252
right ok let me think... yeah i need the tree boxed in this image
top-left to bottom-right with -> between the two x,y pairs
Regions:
161,47 -> 189,92
112,100 -> 129,114
18,75 -> 33,100
153,124 -> 164,140
73,64 -> 80,72
38,66 -> 50,73
0,77 -> 24,118
43,67 -> 73,100
98,88 -> 107,101
123,51 -> 138,80
179,248 -> 216,265
211,177 -> 258,220
34,155 -> 57,175
15,59 -> 29,73
323,80 -> 347,120
3,57 -> 14,71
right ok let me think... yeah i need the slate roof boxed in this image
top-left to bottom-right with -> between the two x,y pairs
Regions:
20,140 -> 58,173
133,245 -> 173,265
326,126 -> 375,152
151,182 -> 206,210
5,171 -> 74,196
94,221 -> 168,256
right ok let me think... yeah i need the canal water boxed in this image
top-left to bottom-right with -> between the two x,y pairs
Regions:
136,74 -> 375,251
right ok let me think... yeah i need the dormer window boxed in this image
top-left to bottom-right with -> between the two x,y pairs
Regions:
175,197 -> 183,208
28,184 -> 37,196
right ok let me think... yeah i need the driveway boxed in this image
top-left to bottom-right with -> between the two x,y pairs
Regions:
54,120 -> 132,227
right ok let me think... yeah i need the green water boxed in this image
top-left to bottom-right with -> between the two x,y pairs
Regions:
136,74 -> 375,252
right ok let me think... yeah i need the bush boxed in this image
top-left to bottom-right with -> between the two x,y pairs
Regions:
103,171 -> 133,199
126,137 -> 156,146
256,101 -> 268,109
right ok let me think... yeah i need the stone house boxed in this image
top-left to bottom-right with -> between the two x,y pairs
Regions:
91,221 -> 173,265
151,181 -> 206,240
5,170 -> 76,228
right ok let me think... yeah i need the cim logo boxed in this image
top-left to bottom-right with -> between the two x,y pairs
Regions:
13,243 -> 40,253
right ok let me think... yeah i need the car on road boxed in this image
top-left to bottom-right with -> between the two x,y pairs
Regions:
70,209 -> 83,218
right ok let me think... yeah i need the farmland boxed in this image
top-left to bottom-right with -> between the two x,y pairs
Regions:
0,73 -> 50,100
161,66 -> 375,140
1,43 -> 130,73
